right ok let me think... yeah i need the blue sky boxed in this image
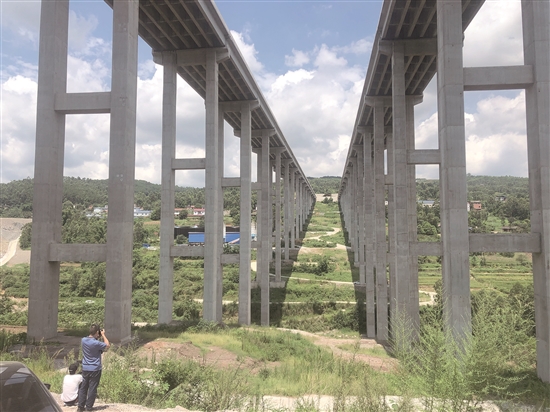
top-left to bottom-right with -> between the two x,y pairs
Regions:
1,0 -> 529,187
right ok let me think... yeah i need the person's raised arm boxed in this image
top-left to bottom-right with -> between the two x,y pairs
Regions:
101,330 -> 110,350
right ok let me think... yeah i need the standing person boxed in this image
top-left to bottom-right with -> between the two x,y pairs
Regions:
77,324 -> 110,412
60,361 -> 83,406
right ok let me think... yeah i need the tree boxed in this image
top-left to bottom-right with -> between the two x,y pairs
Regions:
19,223 -> 32,249
178,209 -> 188,220
150,206 -> 161,220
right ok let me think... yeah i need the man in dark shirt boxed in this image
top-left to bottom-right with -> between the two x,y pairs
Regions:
77,324 -> 110,412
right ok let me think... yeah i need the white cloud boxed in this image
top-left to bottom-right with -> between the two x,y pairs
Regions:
285,49 -> 310,67
314,44 -> 348,67
336,38 -> 373,55
0,3 -> 533,187
0,1 -> 41,46
464,1 -> 523,67
412,92 -> 528,178
68,11 -> 101,53
229,29 -> 265,77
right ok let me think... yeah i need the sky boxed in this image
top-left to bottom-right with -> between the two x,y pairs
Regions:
0,0 -> 528,188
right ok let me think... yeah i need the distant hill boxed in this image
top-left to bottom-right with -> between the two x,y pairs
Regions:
1,175 -> 529,218
308,176 -> 341,195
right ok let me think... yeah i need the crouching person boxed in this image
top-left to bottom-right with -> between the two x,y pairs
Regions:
61,361 -> 83,406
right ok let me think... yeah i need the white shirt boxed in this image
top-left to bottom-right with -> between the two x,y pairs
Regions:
60,373 -> 83,403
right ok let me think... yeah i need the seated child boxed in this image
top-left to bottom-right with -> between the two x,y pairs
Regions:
60,361 -> 83,406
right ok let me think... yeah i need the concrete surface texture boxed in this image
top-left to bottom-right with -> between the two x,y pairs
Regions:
27,0 -> 314,348
339,0 -> 550,382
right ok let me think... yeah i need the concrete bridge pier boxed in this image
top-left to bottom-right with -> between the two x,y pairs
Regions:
28,0 -> 69,341
158,52 -> 177,326
238,103 -> 254,326
28,0 -> 140,344
522,0 -> 550,383
373,98 -> 389,342
436,0 -> 471,340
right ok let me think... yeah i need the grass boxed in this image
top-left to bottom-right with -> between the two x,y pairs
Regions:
337,343 -> 391,359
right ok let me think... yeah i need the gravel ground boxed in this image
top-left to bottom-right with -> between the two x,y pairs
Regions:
50,392 -> 191,412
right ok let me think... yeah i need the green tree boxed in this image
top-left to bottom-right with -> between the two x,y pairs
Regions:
150,206 -> 161,220
19,223 -> 32,249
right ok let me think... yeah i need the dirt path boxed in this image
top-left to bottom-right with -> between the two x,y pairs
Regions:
0,217 -> 31,266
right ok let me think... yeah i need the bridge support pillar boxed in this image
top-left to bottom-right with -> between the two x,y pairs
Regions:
363,135 -> 376,338
28,0 -> 69,341
158,52 -> 177,325
274,151 -> 282,282
390,42 -> 413,333
103,0 -> 140,343
238,103 -> 253,326
437,0 -> 471,339
257,133 -> 272,326
522,0 -> 550,383
283,160 -> 292,260
374,98 -> 389,342
203,50 -> 222,322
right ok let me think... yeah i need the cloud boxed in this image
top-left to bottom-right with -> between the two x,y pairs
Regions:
285,49 -> 310,67
0,1 -> 41,46
336,38 -> 373,55
229,29 -> 265,77
0,2 -> 532,188
464,1 -> 523,67
412,92 -> 527,179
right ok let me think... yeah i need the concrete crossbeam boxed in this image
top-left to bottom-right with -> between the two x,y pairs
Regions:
153,48 -> 230,66
48,244 -> 107,262
463,65 -> 534,91
54,92 -> 111,114
379,38 -> 437,56
172,158 -> 205,170
407,149 -> 441,165
171,245 -> 205,258
469,234 -> 541,253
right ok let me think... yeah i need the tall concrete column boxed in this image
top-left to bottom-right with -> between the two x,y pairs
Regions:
295,173 -> 299,245
386,132 -> 396,320
406,98 -> 420,331
296,175 -> 304,235
348,157 -> 357,253
437,0 -> 471,338
350,158 -> 358,260
363,134 -> 376,338
274,150 -> 282,282
290,169 -> 296,249
259,134 -> 271,326
374,99 -> 388,341
104,0 -> 139,343
522,0 -> 550,383
158,52 -> 177,325
355,146 -> 366,284
239,103 -> 253,325
28,0 -> 69,340
283,160 -> 291,260
217,109 -> 225,322
390,42 -> 412,327
203,50 -> 222,322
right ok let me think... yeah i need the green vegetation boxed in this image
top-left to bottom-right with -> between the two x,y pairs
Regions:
1,175 -> 549,409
